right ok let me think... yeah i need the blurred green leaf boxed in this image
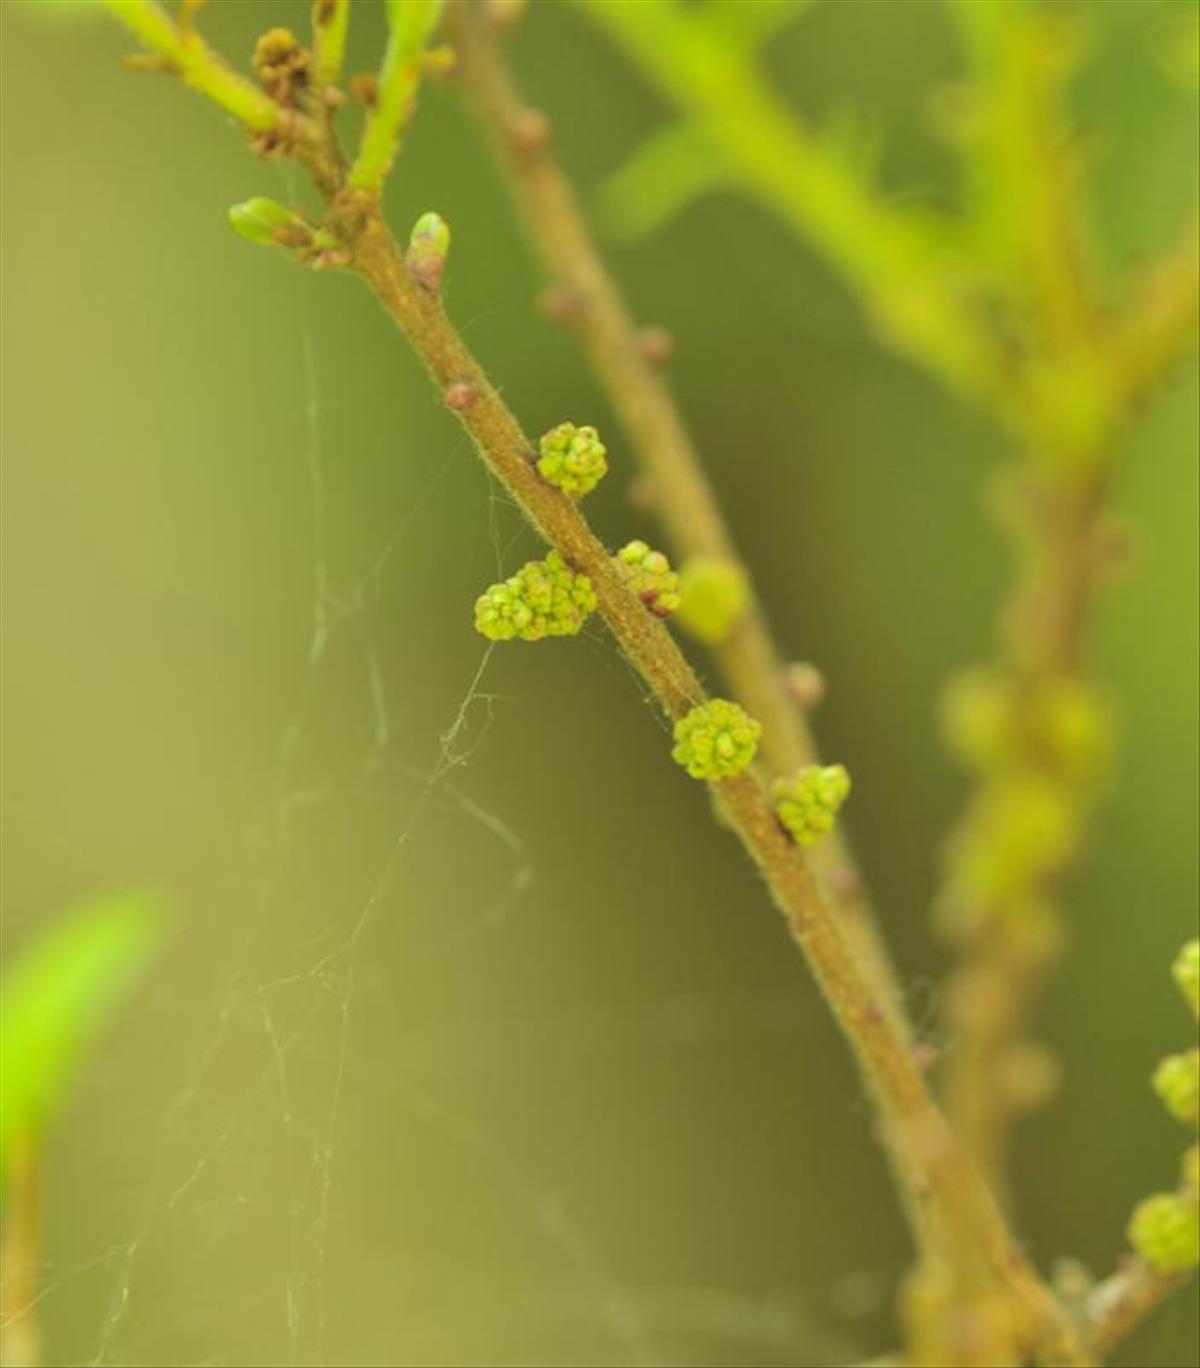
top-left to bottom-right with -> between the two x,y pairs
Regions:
0,891 -> 167,1187
600,121 -> 735,240
701,0 -> 813,52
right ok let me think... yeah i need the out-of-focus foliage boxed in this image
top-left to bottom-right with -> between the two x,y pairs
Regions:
0,892 -> 166,1187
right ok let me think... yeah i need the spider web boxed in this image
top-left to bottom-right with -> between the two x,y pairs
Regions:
11,322 -> 884,1368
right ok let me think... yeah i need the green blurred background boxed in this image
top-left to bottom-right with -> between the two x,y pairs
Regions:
2,1 -> 1197,1364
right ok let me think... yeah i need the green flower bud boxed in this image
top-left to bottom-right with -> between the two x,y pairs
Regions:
671,699 -> 761,780
1033,678 -> 1112,782
946,772 -> 1079,907
675,557 -> 749,645
771,764 -> 851,845
474,552 -> 596,642
252,27 -> 310,97
1174,940 -> 1200,1019
1129,1191 -> 1200,1273
941,669 -> 1015,773
228,197 -> 308,248
614,540 -> 680,617
537,423 -> 608,498
1153,1049 -> 1200,1127
406,212 -> 451,293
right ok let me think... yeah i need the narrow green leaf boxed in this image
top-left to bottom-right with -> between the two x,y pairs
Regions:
600,121 -> 734,241
1,891 -> 167,1187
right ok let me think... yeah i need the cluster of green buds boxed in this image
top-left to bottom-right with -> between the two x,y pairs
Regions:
1127,939 -> 1200,1274
537,423 -> 608,498
228,198 -> 349,270
941,669 -> 1112,782
674,556 -> 750,645
942,772 -> 1080,912
614,540 -> 680,618
474,552 -> 596,642
671,700 -> 761,780
771,765 -> 851,845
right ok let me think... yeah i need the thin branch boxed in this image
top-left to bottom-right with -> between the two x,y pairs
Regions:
1084,1257 -> 1183,1358
101,6 -> 1096,1363
1108,212 -> 1200,414
0,1139 -> 42,1368
102,0 -> 282,133
442,0 -> 912,1054
946,0 -> 1099,351
343,208 -> 1090,1368
311,0 -> 351,91
570,0 -> 1010,409
349,0 -> 444,194
934,0 -> 1123,1220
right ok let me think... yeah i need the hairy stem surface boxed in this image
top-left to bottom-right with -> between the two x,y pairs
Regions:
444,0 -> 911,1050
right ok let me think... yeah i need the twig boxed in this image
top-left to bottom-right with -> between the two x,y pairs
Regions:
310,0 -> 350,91
1084,1257 -> 1183,1358
1108,213 -> 1200,415
570,0 -> 1011,408
0,1138 -> 43,1368
350,0 -> 444,193
105,0 -> 282,132
936,0 -> 1116,1207
442,0 -> 911,1053
100,5 -> 1096,1363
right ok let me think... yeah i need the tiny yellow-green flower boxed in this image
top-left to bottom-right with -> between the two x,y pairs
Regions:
537,423 -> 608,498
474,552 -> 596,642
772,765 -> 851,845
1153,1049 -> 1200,1127
671,700 -> 760,780
614,540 -> 681,618
1129,1191 -> 1199,1273
675,556 -> 749,645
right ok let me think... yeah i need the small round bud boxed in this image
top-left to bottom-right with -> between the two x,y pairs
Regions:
1000,1041 -> 1061,1113
637,325 -> 674,366
827,864 -> 862,901
350,73 -> 379,107
252,27 -> 309,104
407,212 -> 451,293
1174,939 -> 1199,1019
538,286 -> 583,326
614,540 -> 680,618
512,108 -> 550,156
940,669 -> 1014,772
474,552 -> 596,642
783,662 -> 826,711
912,1041 -> 939,1072
421,45 -> 457,79
675,557 -> 750,645
626,473 -> 657,514
944,772 -> 1078,907
537,422 -> 608,498
1052,1258 -> 1096,1309
1128,1192 -> 1199,1273
771,764 -> 851,845
444,381 -> 477,411
1153,1049 -> 1199,1126
671,700 -> 761,780
228,197 -> 307,247
1033,678 -> 1111,782
484,0 -> 529,28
